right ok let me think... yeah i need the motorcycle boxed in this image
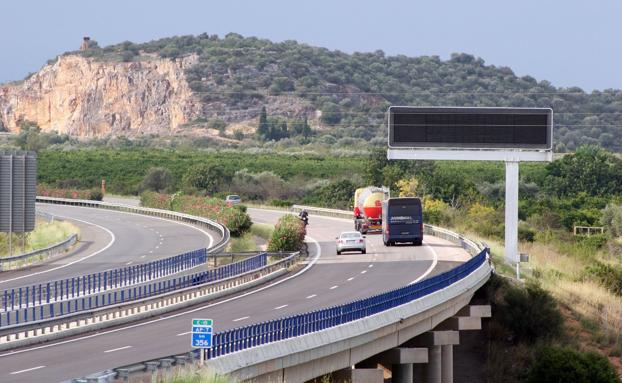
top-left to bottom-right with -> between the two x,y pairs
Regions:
299,214 -> 309,226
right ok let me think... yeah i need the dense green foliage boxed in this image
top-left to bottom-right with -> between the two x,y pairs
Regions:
140,167 -> 173,193
67,33 -> 622,151
267,214 -> 306,252
527,347 -> 620,383
38,149 -> 364,195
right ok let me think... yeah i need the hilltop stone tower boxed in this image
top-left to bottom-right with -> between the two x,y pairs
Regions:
80,37 -> 91,51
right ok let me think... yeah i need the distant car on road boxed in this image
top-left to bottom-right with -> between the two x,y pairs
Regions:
336,231 -> 366,255
225,194 -> 241,205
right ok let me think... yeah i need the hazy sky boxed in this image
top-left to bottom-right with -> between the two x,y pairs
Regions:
2,0 -> 620,91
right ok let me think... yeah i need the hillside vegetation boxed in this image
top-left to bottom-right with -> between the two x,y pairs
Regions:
67,32 -> 622,151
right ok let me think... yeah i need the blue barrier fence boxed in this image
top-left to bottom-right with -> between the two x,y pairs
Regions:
0,252 -> 268,327
1,249 -> 207,313
202,249 -> 488,360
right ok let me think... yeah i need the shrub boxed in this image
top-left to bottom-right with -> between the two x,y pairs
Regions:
140,192 -> 251,236
267,214 -> 306,252
89,189 -> 103,201
140,167 -> 173,193
496,283 -> 563,344
518,223 -> 536,242
269,199 -> 293,208
423,197 -> 451,226
38,186 -> 95,200
602,203 -> 622,237
586,261 -> 622,296
528,347 -> 620,383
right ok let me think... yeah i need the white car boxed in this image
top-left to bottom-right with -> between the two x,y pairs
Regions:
225,194 -> 241,205
336,231 -> 366,255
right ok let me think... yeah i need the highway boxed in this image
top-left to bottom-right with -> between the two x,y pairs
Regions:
0,208 -> 471,382
0,204 -> 215,296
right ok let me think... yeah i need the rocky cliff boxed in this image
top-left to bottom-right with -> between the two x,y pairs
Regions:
0,55 -> 201,137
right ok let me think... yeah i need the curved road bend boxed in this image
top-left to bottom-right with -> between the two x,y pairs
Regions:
0,209 -> 471,382
0,204 -> 215,291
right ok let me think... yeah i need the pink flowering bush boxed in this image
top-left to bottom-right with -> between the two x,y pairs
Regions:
140,192 -> 251,236
267,214 -> 306,252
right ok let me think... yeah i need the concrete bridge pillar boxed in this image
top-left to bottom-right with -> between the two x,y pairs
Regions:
376,347 -> 428,383
408,331 -> 459,383
441,345 -> 453,383
424,345 -> 442,383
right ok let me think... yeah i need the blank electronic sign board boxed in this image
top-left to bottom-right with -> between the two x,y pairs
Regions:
388,107 -> 552,150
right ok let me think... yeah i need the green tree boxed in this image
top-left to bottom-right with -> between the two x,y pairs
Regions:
182,163 -> 232,194
544,145 -> 622,197
257,107 -> 269,139
140,167 -> 173,193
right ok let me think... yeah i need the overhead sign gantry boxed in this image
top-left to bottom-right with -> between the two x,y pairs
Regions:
387,106 -> 553,275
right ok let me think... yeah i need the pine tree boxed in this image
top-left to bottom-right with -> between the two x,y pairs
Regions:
257,106 -> 269,139
301,116 -> 312,138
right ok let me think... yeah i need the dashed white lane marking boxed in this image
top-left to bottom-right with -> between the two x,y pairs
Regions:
233,316 -> 249,322
306,294 -> 317,299
347,277 -> 354,281
176,331 -> 191,336
409,241 -> 439,285
368,264 -> 374,268
155,246 -> 159,249
10,365 -> 46,375
126,261 -> 133,265
149,250 -> 153,253
141,255 -> 146,258
361,270 -> 367,274
104,345 -> 132,353
0,235 -> 322,360
330,285 -> 339,290
274,304 -> 288,310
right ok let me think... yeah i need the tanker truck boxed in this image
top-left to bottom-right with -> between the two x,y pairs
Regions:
353,186 -> 390,234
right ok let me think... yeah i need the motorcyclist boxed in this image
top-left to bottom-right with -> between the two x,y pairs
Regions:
299,209 -> 309,225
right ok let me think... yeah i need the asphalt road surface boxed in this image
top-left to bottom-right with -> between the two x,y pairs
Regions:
0,204 -> 215,294
0,208 -> 471,382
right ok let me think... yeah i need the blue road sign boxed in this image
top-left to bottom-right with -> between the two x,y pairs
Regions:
191,318 -> 213,349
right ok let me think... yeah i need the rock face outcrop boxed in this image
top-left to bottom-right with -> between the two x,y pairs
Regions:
0,55 -> 201,137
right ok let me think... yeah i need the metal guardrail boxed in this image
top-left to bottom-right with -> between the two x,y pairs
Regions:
78,211 -> 491,383
0,252 -> 268,332
0,234 -> 78,271
0,252 -> 300,351
0,197 -> 235,325
203,246 -> 489,360
0,248 -> 207,318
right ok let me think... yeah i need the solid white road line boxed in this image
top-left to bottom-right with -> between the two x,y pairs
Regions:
233,316 -> 249,322
330,285 -> 338,290
0,215 -> 116,284
10,365 -> 45,375
103,345 -> 132,353
274,304 -> 288,310
409,241 -> 439,285
306,294 -> 317,299
0,234 -> 322,359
